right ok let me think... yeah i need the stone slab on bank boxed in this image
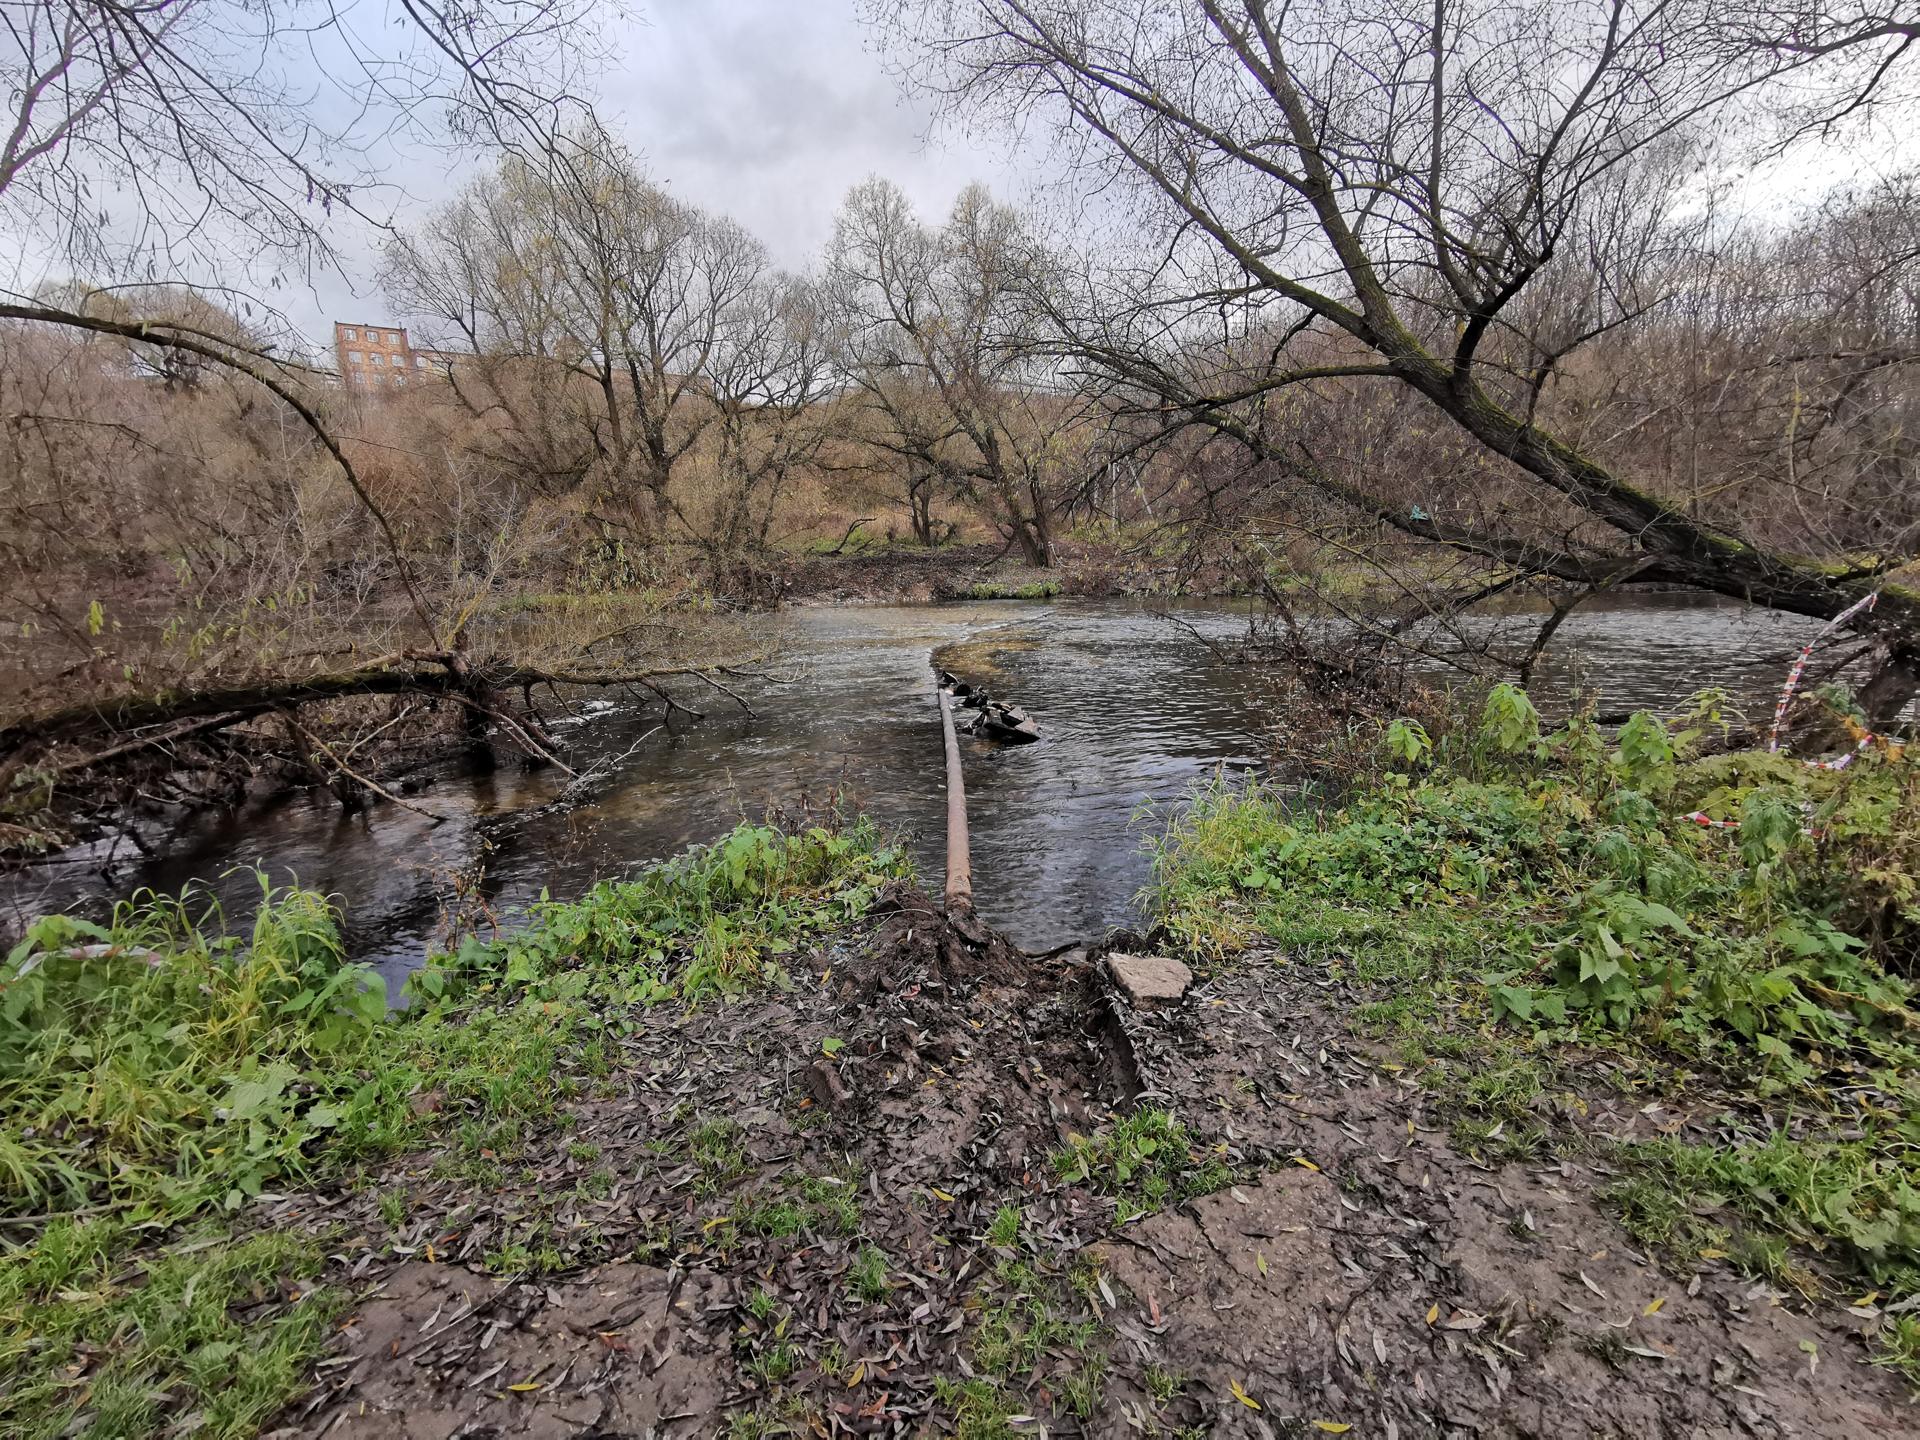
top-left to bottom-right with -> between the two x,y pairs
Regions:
1106,952 -> 1193,1004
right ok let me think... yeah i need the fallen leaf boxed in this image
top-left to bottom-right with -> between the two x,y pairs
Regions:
1425,1303 -> 1440,1325
930,1187 -> 956,1202
1698,1247 -> 1728,1261
1294,1156 -> 1321,1172
1643,1297 -> 1665,1316
507,1382 -> 541,1393
1256,1250 -> 1268,1276
1311,1425 -> 1352,1435
846,1360 -> 865,1387
1229,1378 -> 1262,1411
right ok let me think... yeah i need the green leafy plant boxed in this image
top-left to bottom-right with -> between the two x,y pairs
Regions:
1052,1109 -> 1231,1222
1151,682 -> 1920,1369
1479,683 -> 1542,756
1384,717 -> 1433,768
412,817 -> 907,1007
0,816 -> 910,1439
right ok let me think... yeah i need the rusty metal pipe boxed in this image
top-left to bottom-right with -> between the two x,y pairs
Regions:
937,683 -> 973,914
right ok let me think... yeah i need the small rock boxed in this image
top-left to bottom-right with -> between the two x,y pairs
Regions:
1107,953 -> 1192,1005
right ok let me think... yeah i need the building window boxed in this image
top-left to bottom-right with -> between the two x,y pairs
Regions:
414,355 -> 426,368
370,353 -> 384,366
346,350 -> 362,364
344,328 -> 357,340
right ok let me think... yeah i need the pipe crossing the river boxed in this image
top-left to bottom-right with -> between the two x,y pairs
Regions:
936,680 -> 972,915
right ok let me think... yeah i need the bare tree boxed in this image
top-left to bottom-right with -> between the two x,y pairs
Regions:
0,0 -> 604,278
0,0 -> 775,851
824,177 -> 1089,566
872,0 -> 1920,712
384,127 -> 825,553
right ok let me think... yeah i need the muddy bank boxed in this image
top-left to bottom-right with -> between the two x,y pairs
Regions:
262,890 -> 1913,1438
778,538 -> 1210,605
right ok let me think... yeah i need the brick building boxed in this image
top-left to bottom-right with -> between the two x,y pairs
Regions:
333,322 -> 464,391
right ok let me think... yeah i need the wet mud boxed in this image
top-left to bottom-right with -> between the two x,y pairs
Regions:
265,900 -> 1916,1438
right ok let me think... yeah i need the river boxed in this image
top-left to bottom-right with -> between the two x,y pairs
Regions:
0,594 -> 1839,981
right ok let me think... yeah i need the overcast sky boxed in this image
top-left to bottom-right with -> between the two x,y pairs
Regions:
7,1 -> 1913,353
309,0 -> 1025,343
250,0 -> 1920,351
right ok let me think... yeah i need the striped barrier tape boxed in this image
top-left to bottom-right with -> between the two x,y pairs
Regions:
1674,593 -> 1895,834
1681,807 -> 1827,840
1767,591 -> 1880,752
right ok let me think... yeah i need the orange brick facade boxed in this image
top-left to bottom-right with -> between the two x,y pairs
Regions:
333,322 -> 458,391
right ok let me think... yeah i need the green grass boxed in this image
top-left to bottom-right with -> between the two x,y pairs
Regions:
1150,683 -> 1920,1360
734,1170 -> 862,1239
1874,1314 -> 1920,1386
413,816 -> 909,1007
0,1225 -> 338,1440
964,578 -> 1061,600
0,817 -> 908,1439
849,1242 -> 890,1301
932,1376 -> 1025,1439
1052,1109 -> 1231,1223
0,881 -> 389,1217
686,1115 -> 749,1197
1610,1131 -> 1920,1294
986,1203 -> 1021,1247
938,1251 -> 1115,1430
801,1173 -> 863,1234
1602,1173 -> 1730,1260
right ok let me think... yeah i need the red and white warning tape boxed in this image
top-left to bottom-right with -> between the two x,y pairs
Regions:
1767,591 -> 1880,753
1683,592 -> 1891,834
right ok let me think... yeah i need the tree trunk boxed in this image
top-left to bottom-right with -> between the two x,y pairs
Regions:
1861,649 -> 1920,729
910,479 -> 936,546
1387,351 -> 1920,644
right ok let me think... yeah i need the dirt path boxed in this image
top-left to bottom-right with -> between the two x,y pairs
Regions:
266,892 -> 1917,1438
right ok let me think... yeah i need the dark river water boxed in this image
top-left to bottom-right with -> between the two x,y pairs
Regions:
0,594 -> 1840,982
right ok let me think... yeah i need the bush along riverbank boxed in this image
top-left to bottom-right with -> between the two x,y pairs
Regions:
1153,683 -> 1920,1388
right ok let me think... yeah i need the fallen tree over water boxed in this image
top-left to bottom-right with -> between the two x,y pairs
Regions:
0,637 -> 764,862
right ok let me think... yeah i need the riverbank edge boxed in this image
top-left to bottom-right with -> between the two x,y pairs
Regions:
9,687 -> 1920,1436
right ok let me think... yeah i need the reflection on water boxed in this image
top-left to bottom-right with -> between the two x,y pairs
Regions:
0,593 -> 1839,973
